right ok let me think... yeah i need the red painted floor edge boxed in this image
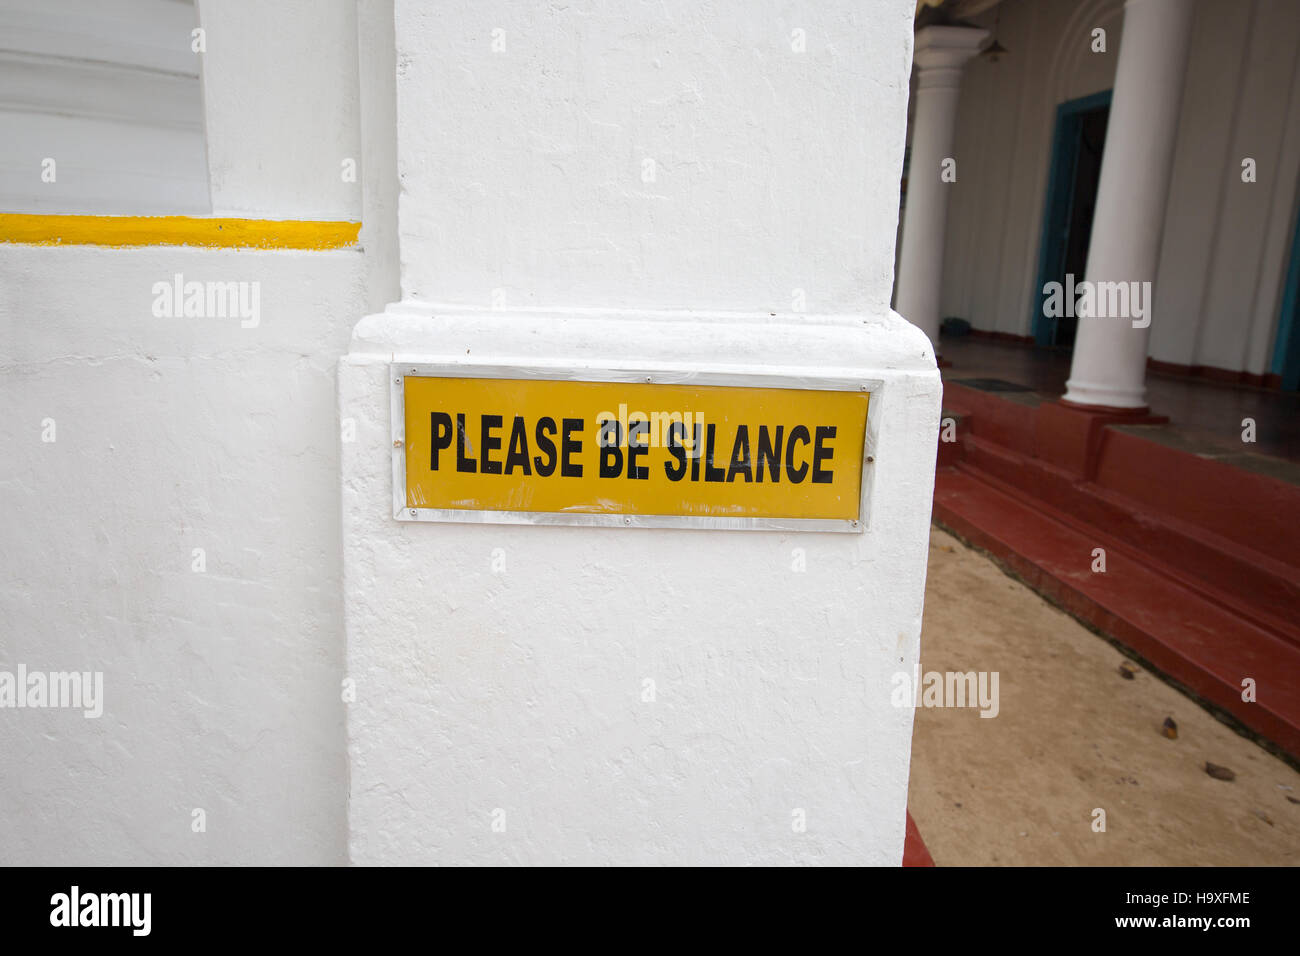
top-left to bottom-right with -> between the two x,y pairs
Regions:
933,466 -> 1300,758
958,432 -> 1300,646
904,811 -> 935,866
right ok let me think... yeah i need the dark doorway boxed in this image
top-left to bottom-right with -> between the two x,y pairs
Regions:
1274,201 -> 1300,391
1033,91 -> 1112,349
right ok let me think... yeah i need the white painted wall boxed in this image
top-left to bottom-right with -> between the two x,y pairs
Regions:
0,247 -> 365,864
0,0 -> 210,215
1152,0 -> 1300,376
0,0 -> 369,222
197,0 -> 363,221
2,0 -> 935,865
342,308 -> 939,866
394,0 -> 912,315
938,0 -> 1125,340
0,0 -> 390,865
345,0 -> 937,865
937,0 -> 1300,376
356,0 -> 400,313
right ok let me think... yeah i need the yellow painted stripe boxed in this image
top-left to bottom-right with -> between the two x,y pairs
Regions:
0,214 -> 361,250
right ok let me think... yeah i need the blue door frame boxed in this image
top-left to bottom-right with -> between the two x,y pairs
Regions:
1272,203 -> 1300,390
1031,90 -> 1113,346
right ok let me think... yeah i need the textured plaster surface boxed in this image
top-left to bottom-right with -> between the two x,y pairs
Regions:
393,0 -> 915,315
345,0 -> 928,865
198,0 -> 363,220
342,306 -> 940,865
0,245 -> 366,864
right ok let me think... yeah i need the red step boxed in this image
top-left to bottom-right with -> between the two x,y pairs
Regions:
933,465 -> 1300,759
960,434 -> 1300,648
904,811 -> 935,867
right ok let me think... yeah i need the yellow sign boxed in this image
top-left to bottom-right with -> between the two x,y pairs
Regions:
398,372 -> 870,528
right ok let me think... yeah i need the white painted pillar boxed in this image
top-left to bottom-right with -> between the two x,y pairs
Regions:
341,0 -> 939,865
894,25 -> 988,347
1062,0 -> 1195,410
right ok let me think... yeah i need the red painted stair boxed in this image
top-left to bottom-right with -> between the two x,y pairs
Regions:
933,384 -> 1300,760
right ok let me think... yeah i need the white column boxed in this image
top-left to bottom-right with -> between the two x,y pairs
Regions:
1063,0 -> 1194,410
342,0 -> 939,865
894,25 -> 988,348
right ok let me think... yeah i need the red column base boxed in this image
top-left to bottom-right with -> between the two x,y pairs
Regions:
1037,400 -> 1168,480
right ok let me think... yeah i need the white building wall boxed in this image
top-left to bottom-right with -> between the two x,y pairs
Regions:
940,0 -> 1124,339
198,0 -> 364,221
0,248 -> 365,864
939,0 -> 1300,377
394,0 -> 905,315
1152,0 -> 1300,376
344,0 -> 933,866
0,0 -> 387,864
0,0 -> 210,215
1149,0 -> 1254,370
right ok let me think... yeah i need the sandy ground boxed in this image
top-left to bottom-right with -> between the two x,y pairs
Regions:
908,527 -> 1300,866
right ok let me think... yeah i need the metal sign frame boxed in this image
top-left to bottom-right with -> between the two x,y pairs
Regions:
391,363 -> 880,533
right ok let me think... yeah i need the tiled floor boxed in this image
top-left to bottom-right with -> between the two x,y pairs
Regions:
940,335 -> 1300,466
